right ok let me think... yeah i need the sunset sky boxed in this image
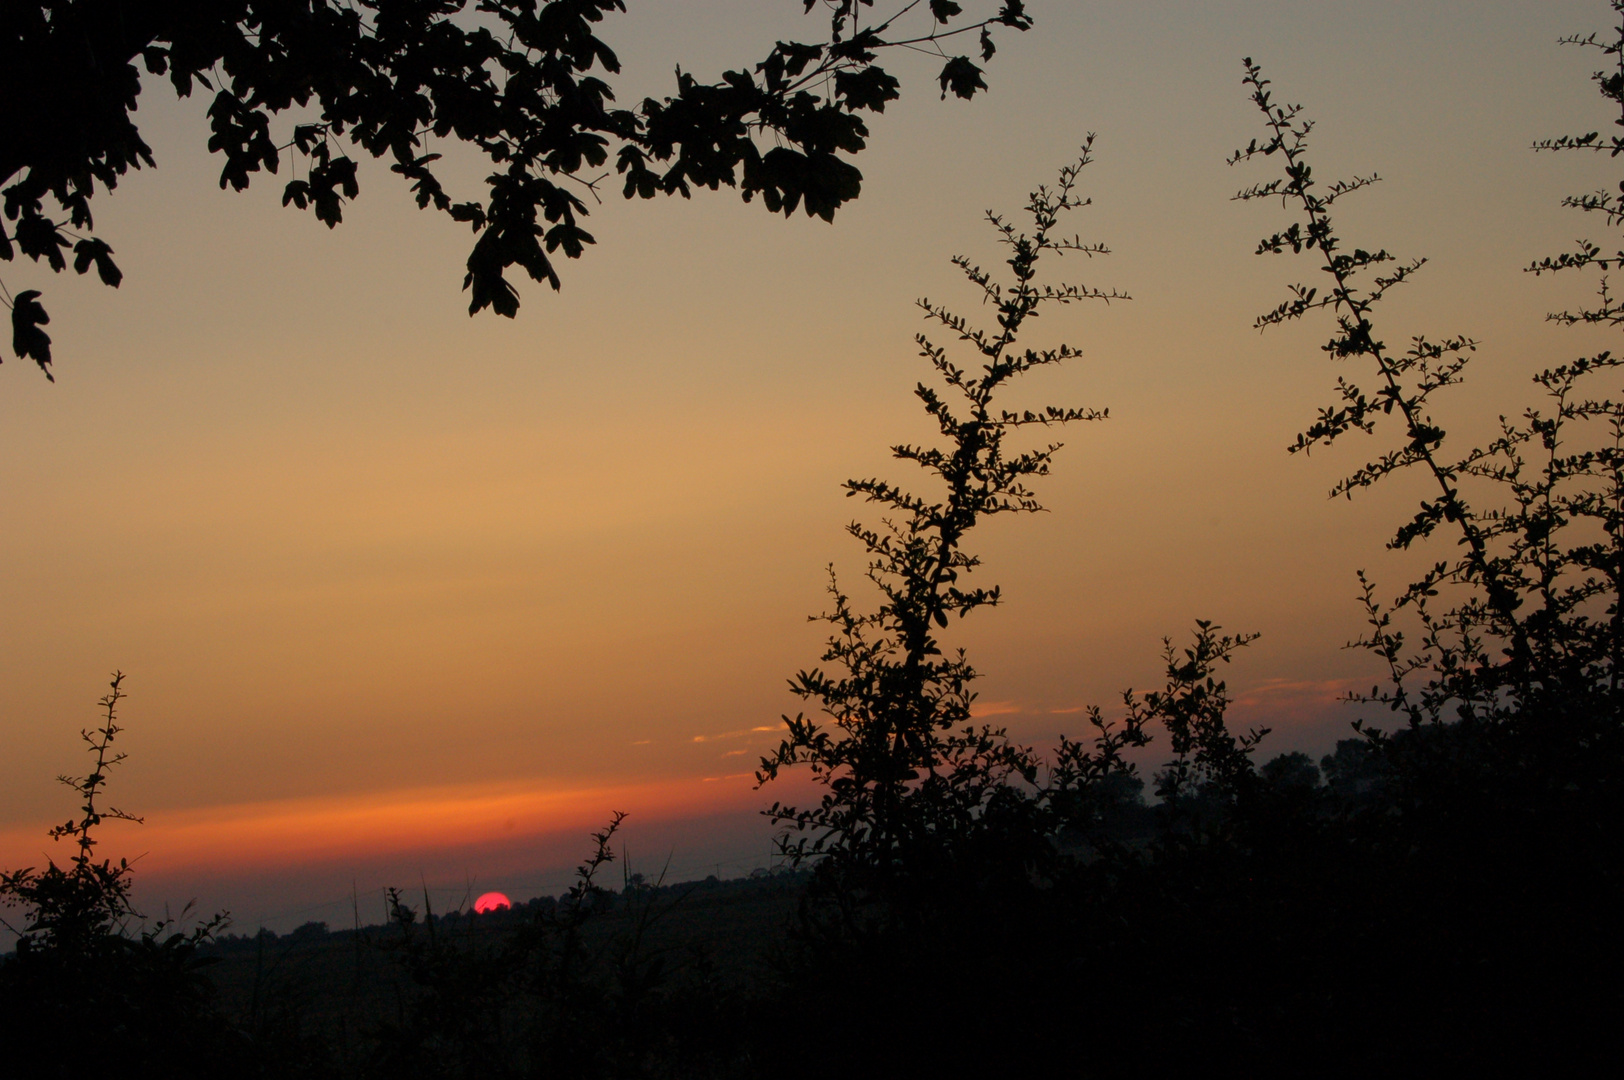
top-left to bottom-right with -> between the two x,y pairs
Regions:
3,0 -> 1618,931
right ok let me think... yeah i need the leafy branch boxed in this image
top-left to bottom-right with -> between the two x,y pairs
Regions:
758,143 -> 1118,889
1,1 -> 1033,379
1230,59 -> 1535,702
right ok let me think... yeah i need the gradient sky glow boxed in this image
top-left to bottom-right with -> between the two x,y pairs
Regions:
3,0 -> 1619,929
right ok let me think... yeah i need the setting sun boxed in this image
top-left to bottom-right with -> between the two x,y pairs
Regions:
473,891 -> 512,914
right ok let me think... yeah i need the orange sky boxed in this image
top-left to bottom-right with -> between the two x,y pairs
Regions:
3,0 -> 1619,929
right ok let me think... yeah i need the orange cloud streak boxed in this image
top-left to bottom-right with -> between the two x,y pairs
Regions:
0,773 -> 767,879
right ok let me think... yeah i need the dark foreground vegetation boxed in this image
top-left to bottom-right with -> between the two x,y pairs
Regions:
9,5 -> 1624,1076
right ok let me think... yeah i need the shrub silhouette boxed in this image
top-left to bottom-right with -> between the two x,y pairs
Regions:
1232,55 -> 1624,757
0,674 -> 248,1078
1193,47 -> 1624,1070
756,141 -> 1123,906
745,148 -> 1294,1073
759,32 -> 1624,1074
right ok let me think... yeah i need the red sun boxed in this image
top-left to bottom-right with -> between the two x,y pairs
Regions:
473,891 -> 512,914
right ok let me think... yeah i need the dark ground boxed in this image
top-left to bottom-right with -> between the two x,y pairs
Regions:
199,871 -> 807,1042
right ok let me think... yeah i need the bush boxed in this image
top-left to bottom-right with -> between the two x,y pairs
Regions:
0,674 -> 249,1078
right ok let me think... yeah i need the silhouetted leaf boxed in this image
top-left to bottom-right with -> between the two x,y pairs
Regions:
938,56 -> 987,100
836,66 -> 901,112
71,239 -> 121,287
11,290 -> 52,378
997,1 -> 1034,29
